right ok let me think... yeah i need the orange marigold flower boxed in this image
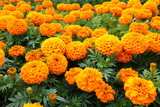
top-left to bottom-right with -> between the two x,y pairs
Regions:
69,10 -> 81,18
7,67 -> 17,76
21,61 -> 49,84
0,10 -> 11,16
50,23 -> 63,33
0,1 -> 4,6
81,3 -> 93,11
25,49 -> 42,62
0,15 -> 16,31
141,9 -> 152,19
95,34 -> 122,56
118,68 -> 138,83
106,3 -> 116,12
143,1 -> 159,15
42,0 -> 53,8
65,25 -> 81,35
102,2 -> 110,7
0,49 -> 5,68
41,37 -> 65,56
16,1 -> 26,8
58,35 -> 72,44
63,15 -> 76,23
121,32 -> 148,54
43,14 -> 53,23
9,11 -> 24,19
110,7 -> 122,17
3,4 -> 16,11
129,22 -> 149,34
23,102 -> 43,107
65,41 -> 87,61
81,27 -> 93,35
94,5 -> 101,11
65,67 -> 83,85
95,5 -> 108,14
45,7 -> 55,15
83,37 -> 97,49
76,67 -> 105,93
148,0 -> 159,6
7,19 -> 28,35
117,2 -> 127,9
94,83 -> 115,103
0,40 -> 6,51
127,0 -> 141,8
124,77 -> 157,106
72,3 -> 80,10
53,14 -> 63,21
9,45 -> 25,57
149,17 -> 160,30
3,0 -> 8,4
39,57 -> 47,63
63,4 -> 73,11
35,0 -> 44,2
118,15 -> 132,25
49,93 -> 57,102
17,4 -> 31,13
91,27 -> 108,38
35,5 -> 44,12
110,0 -> 120,4
57,3 -> 65,11
47,53 -> 68,75
77,29 -> 90,38
80,10 -> 94,20
131,3 -> 143,9
116,50 -> 132,63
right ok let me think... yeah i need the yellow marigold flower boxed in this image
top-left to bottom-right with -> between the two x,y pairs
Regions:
66,25 -> 81,35
39,57 -> 47,63
95,5 -> 108,14
118,15 -> 132,25
117,2 -> 127,9
42,0 -> 53,8
45,7 -> 55,15
69,10 -> 81,18
80,10 -> 94,20
116,50 -> 132,63
0,49 -> 5,68
83,37 -> 97,50
23,102 -> 43,107
124,77 -> 157,106
65,67 -> 83,85
65,41 -> 87,61
25,49 -> 42,62
0,15 -> 16,31
63,15 -> 76,23
110,0 -> 120,4
49,93 -> 57,103
9,11 -> 24,19
127,0 -> 141,8
7,19 -> 28,35
50,23 -> 63,33
121,32 -> 148,54
21,61 -> 49,84
95,34 -> 122,56
94,83 -> 115,103
129,22 -> 149,34
76,67 -> 105,93
63,4 -> 73,11
57,3 -> 65,11
72,3 -> 80,10
41,37 -> 65,57
58,35 -> 72,44
47,53 -> 68,75
143,1 -> 159,15
35,5 -> 44,12
0,40 -> 6,51
3,4 -> 16,11
53,14 -> 63,21
81,3 -> 93,11
43,14 -> 53,23
118,68 -> 138,83
17,4 -> 31,13
7,67 -> 17,76
9,45 -> 25,57
91,27 -> 108,38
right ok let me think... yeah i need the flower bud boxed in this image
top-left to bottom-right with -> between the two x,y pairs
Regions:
7,67 -> 17,79
27,87 -> 33,94
150,63 -> 156,73
49,93 -> 57,104
116,72 -> 122,80
106,58 -> 110,63
0,74 -> 4,79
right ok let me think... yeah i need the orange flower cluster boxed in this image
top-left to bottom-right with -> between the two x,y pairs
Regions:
0,49 -> 5,68
7,67 -> 17,76
7,19 -> 28,35
45,7 -> 55,15
129,22 -> 149,34
143,1 -> 159,15
49,93 -> 57,102
63,15 -> 76,23
0,40 -> 6,51
95,34 -> 122,56
9,45 -> 25,57
124,77 -> 157,106
65,67 -> 83,85
121,32 -> 148,54
57,3 -> 80,11
69,10 -> 81,18
43,14 -> 53,23
118,68 -> 138,83
21,61 -> 49,84
81,3 -> 93,11
41,37 -> 65,57
127,0 -> 141,8
64,25 -> 81,35
91,27 -> 108,38
50,23 -> 63,33
3,4 -> 16,11
58,35 -> 72,44
65,41 -> 87,61
25,49 -> 42,62
47,53 -> 68,75
95,5 -> 108,14
23,102 -> 43,107
149,16 -> 160,30
9,11 -> 24,19
77,29 -> 90,38
53,14 -> 63,21
83,37 -> 97,49
39,23 -> 56,37
17,4 -> 31,13
42,0 -> 53,8
116,50 -> 132,63
80,10 -> 94,19
35,5 -> 44,12
110,7 -> 122,17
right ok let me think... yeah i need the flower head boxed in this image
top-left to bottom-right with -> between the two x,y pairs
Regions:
9,45 -> 25,57
23,102 -> 43,107
63,15 -> 76,23
25,49 -> 42,62
42,0 -> 53,8
53,14 -> 63,21
0,49 -> 5,68
7,67 -> 17,76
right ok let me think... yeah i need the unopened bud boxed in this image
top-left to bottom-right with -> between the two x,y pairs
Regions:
106,58 -> 110,63
116,72 -> 122,80
27,87 -> 33,94
150,63 -> 156,73
49,93 -> 57,104
0,74 -> 4,79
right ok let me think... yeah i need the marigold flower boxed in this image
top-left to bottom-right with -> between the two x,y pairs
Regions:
124,77 -> 157,106
143,2 -> 159,15
49,93 -> 57,103
0,40 -> 6,51
83,37 -> 97,49
95,34 -> 122,56
9,11 -> 24,19
94,5 -> 101,11
21,61 -> 49,84
7,67 -> 17,76
43,14 -> 53,23
23,102 -> 43,107
47,53 -> 68,75
65,25 -> 81,35
116,50 -> 132,63
81,3 -> 93,11
106,3 -> 116,12
63,4 -> 73,11
35,5 -> 44,12
76,67 -> 105,93
9,45 -> 25,57
7,19 -> 28,35
57,3 -> 65,11
102,2 -> 110,7
53,14 -> 63,21
39,57 -> 47,63
110,7 -> 122,17
0,10 -> 11,16
69,10 -> 81,18
58,35 -> 72,44
127,0 -> 141,8
110,0 -> 120,4
148,0 -> 159,6
3,4 -> 16,11
117,2 -> 127,9
45,7 -> 55,15
17,4 -> 31,13
42,0 -> 53,8
77,29 -> 90,38
50,23 -> 63,33
0,1 -> 4,6
72,3 -> 80,10
35,0 -> 44,2
91,27 -> 108,38
0,49 -> 5,68
129,22 -> 149,34
118,68 -> 138,83
16,1 -> 26,8
25,49 -> 42,62
150,19 -> 160,30
41,37 -> 65,56
95,5 -> 108,14
121,32 -> 148,54
65,41 -> 87,61
118,15 -> 132,25
141,9 -> 152,19
80,10 -> 94,19
94,83 -> 115,103
63,15 -> 76,23
65,67 -> 83,85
